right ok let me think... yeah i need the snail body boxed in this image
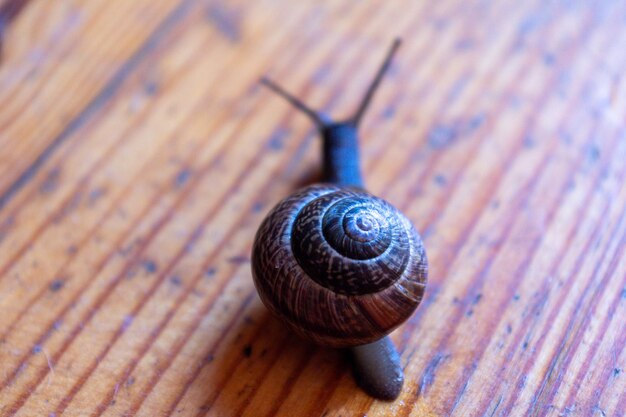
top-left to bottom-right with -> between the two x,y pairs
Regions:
252,39 -> 428,400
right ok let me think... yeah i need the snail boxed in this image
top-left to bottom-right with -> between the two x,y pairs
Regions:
251,39 -> 428,400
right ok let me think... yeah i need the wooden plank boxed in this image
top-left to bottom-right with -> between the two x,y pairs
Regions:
0,0 -> 624,416
0,0 -> 186,203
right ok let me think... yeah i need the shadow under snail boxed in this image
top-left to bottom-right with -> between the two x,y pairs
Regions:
251,39 -> 428,401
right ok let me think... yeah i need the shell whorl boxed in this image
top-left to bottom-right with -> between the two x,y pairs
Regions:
252,184 -> 428,347
291,190 -> 411,296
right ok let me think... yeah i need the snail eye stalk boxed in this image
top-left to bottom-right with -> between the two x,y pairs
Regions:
259,77 -> 324,128
351,38 -> 401,127
260,38 -> 402,130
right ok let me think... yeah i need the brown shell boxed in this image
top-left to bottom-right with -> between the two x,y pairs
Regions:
251,184 -> 428,347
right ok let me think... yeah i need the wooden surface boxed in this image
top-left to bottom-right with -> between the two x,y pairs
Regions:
0,0 -> 624,416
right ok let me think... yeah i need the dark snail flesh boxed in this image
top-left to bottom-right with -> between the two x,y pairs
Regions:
251,39 -> 428,400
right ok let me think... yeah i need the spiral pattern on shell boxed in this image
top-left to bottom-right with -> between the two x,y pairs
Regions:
252,184 -> 428,347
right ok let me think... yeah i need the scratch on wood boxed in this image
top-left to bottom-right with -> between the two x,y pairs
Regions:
266,128 -> 290,151
228,255 -> 250,265
39,167 -> 62,194
434,174 -> 447,187
49,279 -> 65,292
0,215 -> 14,244
174,168 -> 193,188
32,345 -> 55,387
53,191 -> 84,223
528,318 -> 576,414
87,187 -> 107,205
487,395 -> 503,417
427,114 -> 485,149
205,2 -> 241,42
592,405 -> 607,416
142,259 -> 158,274
420,352 -> 450,394
0,0 -> 32,62
121,314 -> 134,332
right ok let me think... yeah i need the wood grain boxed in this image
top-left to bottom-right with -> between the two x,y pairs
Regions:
0,0 -> 624,416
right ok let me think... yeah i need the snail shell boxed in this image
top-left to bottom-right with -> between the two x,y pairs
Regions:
252,184 -> 428,347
